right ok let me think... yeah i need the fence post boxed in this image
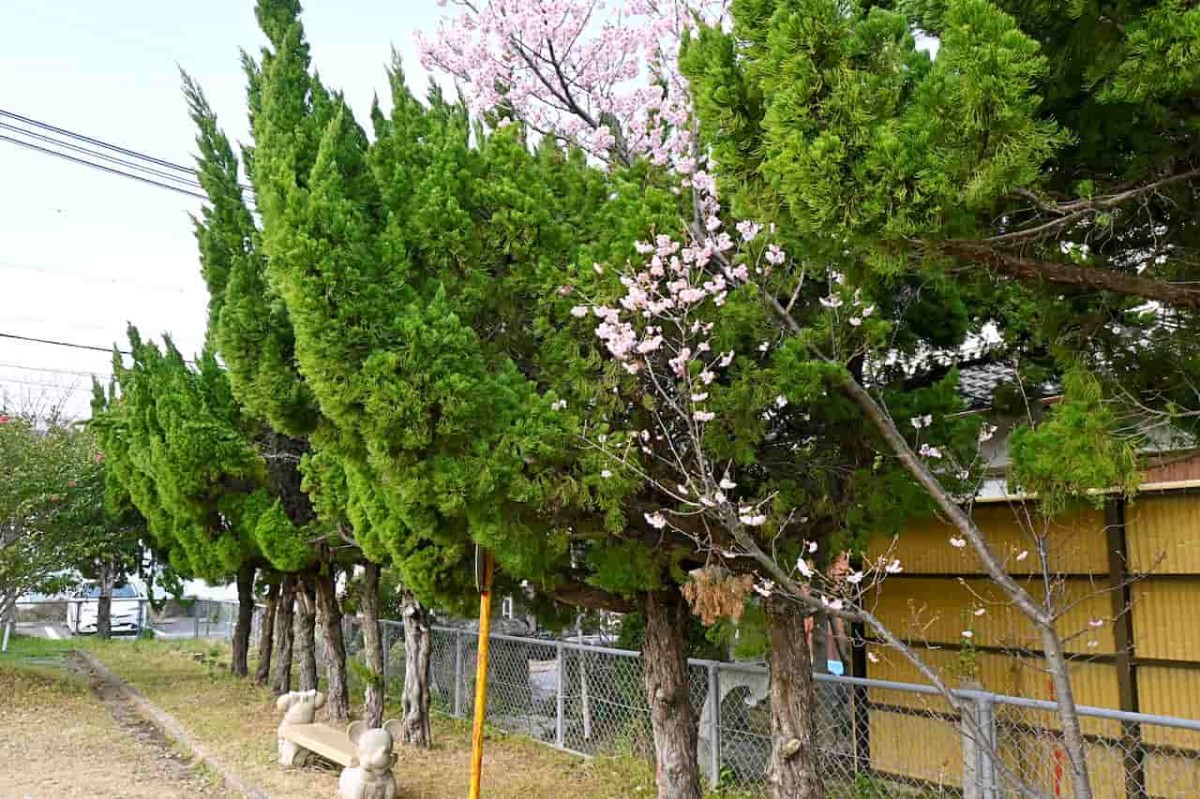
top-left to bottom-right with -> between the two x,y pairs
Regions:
556,641 -> 565,748
962,692 -> 999,799
454,628 -> 464,718
962,695 -> 981,799
382,622 -> 390,685
708,662 -> 722,787
977,695 -> 998,799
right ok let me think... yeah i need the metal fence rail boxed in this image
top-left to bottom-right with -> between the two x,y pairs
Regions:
199,605 -> 1200,797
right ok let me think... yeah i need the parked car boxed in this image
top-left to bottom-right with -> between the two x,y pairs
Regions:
66,583 -> 147,635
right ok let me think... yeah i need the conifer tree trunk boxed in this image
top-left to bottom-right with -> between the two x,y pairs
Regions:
254,579 -> 280,686
400,590 -> 432,747
231,564 -> 255,677
642,585 -> 702,799
96,559 -> 114,640
272,575 -> 297,694
361,562 -> 386,729
314,566 -> 350,723
295,578 -> 319,692
765,595 -> 825,799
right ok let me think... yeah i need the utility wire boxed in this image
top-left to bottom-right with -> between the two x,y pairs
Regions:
0,331 -> 197,364
0,134 -> 209,201
0,107 -> 196,176
0,331 -> 127,356
0,106 -> 255,193
0,361 -> 113,380
0,120 -> 207,191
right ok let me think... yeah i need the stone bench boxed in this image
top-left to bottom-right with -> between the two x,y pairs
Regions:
279,721 -> 359,767
275,691 -> 402,799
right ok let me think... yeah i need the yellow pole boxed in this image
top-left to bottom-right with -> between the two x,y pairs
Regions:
468,550 -> 495,799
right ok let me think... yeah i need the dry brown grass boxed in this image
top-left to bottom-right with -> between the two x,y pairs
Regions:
85,638 -> 660,799
0,643 -> 228,798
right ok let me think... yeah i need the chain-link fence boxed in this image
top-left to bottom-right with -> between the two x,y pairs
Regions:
376,625 -> 1197,799
186,609 -> 1200,797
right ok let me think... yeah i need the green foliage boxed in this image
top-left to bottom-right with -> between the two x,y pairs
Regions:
210,0 -> 700,611
1009,369 -> 1140,514
0,411 -> 94,607
616,610 -> 727,661
676,0 -> 1200,566
683,0 -> 1062,259
90,331 -> 283,580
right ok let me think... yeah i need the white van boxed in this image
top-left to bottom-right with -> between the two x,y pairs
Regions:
65,583 -> 148,635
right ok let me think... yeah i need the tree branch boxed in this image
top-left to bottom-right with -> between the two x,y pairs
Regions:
551,581 -> 636,613
937,240 -> 1200,309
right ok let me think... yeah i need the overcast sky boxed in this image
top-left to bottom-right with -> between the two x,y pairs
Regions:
0,0 -> 448,418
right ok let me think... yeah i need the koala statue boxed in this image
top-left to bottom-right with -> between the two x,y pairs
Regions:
338,720 -> 402,799
275,689 -> 327,766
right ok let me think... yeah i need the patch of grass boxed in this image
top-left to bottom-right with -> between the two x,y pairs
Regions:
0,633 -> 78,685
0,642 -> 224,798
0,632 -> 72,659
84,638 -> 731,798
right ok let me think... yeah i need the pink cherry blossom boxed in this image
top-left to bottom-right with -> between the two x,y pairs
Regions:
736,220 -> 761,242
419,0 -> 727,168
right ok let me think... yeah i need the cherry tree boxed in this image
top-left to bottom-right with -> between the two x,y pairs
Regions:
563,172 -> 1010,797
419,0 -> 724,168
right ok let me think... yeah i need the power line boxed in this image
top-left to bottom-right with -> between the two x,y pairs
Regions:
0,331 -> 126,355
0,107 -> 255,194
0,133 -> 210,201
0,361 -> 113,380
0,107 -> 195,176
0,331 -> 197,364
0,120 -> 207,191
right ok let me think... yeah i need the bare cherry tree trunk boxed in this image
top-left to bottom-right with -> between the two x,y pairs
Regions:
765,595 -> 825,799
400,591 -> 432,747
314,566 -> 350,723
254,579 -> 280,686
295,577 -> 319,692
1041,625 -> 1092,798
643,586 -> 702,799
96,559 -> 115,640
230,564 -> 255,677
271,575 -> 296,694
360,562 -> 386,729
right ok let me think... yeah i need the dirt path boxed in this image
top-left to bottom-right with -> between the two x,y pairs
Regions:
65,651 -> 233,796
0,653 -> 230,799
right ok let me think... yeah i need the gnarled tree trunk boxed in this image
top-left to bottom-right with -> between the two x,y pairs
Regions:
254,578 -> 280,686
400,590 -> 432,747
96,559 -> 115,640
314,566 -> 350,723
271,575 -> 296,694
231,564 -> 255,677
643,585 -> 702,799
360,562 -> 386,729
295,577 -> 319,692
765,595 -> 825,799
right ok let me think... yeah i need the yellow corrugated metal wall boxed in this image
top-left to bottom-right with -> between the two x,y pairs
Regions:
861,494 -> 1200,794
